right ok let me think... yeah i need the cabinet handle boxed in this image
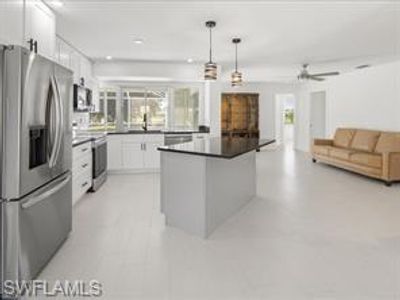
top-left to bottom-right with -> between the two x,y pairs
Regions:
82,181 -> 88,188
81,147 -> 89,152
82,163 -> 88,168
143,143 -> 146,151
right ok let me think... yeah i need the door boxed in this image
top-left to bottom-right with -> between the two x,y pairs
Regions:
2,46 -> 72,200
2,172 -> 72,284
310,91 -> 326,140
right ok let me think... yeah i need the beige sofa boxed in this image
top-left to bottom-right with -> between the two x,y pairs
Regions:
312,128 -> 400,186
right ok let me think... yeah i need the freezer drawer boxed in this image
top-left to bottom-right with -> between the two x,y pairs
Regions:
1,172 -> 72,288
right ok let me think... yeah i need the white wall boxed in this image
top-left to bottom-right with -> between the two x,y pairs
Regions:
94,61 -> 203,82
295,60 -> 400,152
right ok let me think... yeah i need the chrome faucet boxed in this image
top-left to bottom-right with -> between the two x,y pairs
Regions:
142,113 -> 148,131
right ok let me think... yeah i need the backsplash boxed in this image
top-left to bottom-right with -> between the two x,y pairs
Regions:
72,112 -> 90,130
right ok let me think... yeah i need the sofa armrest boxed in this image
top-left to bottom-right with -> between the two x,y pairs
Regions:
382,152 -> 400,181
313,139 -> 333,146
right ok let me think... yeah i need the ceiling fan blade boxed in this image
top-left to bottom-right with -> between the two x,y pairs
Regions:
310,72 -> 340,77
309,76 -> 325,81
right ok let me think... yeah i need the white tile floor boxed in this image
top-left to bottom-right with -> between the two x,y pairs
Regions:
39,147 -> 400,300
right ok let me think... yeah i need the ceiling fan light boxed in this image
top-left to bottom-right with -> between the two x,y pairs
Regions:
204,62 -> 218,81
231,71 -> 243,87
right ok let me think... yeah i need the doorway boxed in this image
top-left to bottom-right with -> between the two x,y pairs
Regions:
309,91 -> 326,142
275,94 -> 296,148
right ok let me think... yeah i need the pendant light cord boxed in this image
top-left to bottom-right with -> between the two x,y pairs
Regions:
209,27 -> 213,63
235,43 -> 238,72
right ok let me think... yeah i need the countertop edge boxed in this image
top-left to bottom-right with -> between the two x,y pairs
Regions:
72,138 -> 93,147
157,139 -> 275,159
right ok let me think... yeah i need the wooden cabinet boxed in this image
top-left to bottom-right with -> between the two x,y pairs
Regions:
0,0 -> 24,46
221,93 -> 259,138
107,134 -> 164,172
24,0 -> 56,59
72,142 -> 93,205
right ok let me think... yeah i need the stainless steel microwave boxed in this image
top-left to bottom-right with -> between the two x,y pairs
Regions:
73,84 -> 92,112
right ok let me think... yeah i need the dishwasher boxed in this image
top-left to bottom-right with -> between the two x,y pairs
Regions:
164,133 -> 193,146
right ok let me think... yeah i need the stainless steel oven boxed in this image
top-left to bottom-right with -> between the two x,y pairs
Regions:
91,136 -> 107,191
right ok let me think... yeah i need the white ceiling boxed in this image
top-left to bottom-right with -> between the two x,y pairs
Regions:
52,1 -> 400,82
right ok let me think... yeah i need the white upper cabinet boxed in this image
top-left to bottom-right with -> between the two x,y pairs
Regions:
55,37 -> 72,69
24,0 -> 56,59
0,0 -> 24,46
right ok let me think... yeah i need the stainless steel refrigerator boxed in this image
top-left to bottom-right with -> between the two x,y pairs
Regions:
0,45 -> 73,293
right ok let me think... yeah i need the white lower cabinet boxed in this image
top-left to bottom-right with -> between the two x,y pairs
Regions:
122,142 -> 143,169
72,142 -> 92,205
107,134 -> 164,172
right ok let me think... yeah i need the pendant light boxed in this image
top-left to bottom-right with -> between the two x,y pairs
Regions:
204,20 -> 217,80
231,38 -> 243,87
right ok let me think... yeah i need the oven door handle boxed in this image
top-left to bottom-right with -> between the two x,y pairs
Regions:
21,174 -> 71,210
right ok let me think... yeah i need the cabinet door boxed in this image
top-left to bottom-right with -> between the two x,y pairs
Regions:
143,142 -> 162,169
57,38 -> 72,69
107,137 -> 123,170
25,0 -> 56,59
0,0 -> 24,45
122,142 -> 144,169
70,50 -> 81,84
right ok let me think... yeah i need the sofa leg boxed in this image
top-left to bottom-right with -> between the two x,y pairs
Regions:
312,158 -> 317,163
385,181 -> 392,187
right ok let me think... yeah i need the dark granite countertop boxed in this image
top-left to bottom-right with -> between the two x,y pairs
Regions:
72,132 -> 107,147
72,137 -> 93,147
157,137 -> 275,159
107,130 -> 209,135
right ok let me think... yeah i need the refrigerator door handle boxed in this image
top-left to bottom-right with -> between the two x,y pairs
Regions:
48,75 -> 60,168
21,174 -> 71,210
52,75 -> 64,165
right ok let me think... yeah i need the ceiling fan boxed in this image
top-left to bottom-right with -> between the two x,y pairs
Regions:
297,64 -> 340,81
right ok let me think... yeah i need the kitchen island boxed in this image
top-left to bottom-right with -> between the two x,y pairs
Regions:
158,137 -> 275,238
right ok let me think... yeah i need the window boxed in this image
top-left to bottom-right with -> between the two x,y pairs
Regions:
89,88 -> 118,131
122,88 -> 168,131
90,86 -> 200,132
169,87 -> 199,130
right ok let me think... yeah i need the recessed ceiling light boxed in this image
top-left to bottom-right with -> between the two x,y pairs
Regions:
187,58 -> 194,63
133,38 -> 144,45
355,64 -> 371,69
50,0 -> 63,7
106,56 -> 112,60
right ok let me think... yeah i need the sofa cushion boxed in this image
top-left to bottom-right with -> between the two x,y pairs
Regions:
313,145 -> 331,156
350,152 -> 382,169
333,128 -> 355,148
375,132 -> 400,153
329,147 -> 354,160
350,129 -> 381,152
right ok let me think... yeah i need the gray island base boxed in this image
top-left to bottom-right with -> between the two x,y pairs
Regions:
158,137 -> 275,238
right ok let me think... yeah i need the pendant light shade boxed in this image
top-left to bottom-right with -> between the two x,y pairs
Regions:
231,38 -> 243,87
204,21 -> 217,80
